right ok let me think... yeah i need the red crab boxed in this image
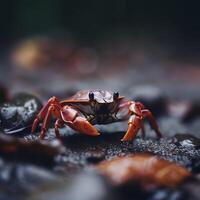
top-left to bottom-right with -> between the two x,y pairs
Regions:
32,90 -> 162,140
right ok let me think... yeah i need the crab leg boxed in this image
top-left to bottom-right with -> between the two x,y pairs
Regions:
39,105 -> 64,139
54,119 -> 64,138
121,101 -> 162,141
31,97 -> 60,133
61,106 -> 100,136
141,109 -> 162,138
39,106 -> 54,139
121,115 -> 143,141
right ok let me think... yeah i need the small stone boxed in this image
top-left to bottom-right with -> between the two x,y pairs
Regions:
174,134 -> 200,149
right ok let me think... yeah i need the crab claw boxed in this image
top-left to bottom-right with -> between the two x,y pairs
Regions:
121,115 -> 141,141
61,106 -> 100,136
71,116 -> 100,136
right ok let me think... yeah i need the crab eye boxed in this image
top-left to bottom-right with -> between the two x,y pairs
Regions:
89,92 -> 95,101
113,92 -> 119,100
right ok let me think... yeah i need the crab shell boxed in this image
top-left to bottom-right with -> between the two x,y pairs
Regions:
62,90 -> 124,104
60,90 -> 126,121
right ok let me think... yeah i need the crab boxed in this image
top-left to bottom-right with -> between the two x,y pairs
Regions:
32,90 -> 162,141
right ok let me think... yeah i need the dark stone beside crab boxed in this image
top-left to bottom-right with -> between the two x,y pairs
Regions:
0,93 -> 43,135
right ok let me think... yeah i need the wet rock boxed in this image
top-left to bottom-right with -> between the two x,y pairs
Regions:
0,93 -> 42,135
95,154 -> 191,188
0,134 -> 65,167
173,134 -> 200,149
130,86 -> 167,117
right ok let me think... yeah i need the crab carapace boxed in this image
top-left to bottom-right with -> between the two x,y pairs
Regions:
32,90 -> 162,141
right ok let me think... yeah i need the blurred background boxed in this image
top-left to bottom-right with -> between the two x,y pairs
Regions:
0,0 -> 200,100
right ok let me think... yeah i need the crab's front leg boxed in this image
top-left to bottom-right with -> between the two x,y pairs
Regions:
118,101 -> 162,141
61,106 -> 100,136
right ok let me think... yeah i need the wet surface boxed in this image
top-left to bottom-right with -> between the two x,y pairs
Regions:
0,90 -> 200,199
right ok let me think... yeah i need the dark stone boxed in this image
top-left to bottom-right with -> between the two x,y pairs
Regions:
0,93 -> 43,135
173,134 -> 200,149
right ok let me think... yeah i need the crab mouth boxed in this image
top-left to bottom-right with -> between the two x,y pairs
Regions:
95,114 -> 111,124
96,103 -> 110,114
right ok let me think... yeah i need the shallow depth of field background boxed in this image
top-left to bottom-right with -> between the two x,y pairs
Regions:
0,1 -> 199,100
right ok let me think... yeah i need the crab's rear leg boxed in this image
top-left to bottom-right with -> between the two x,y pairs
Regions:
31,97 -> 60,133
121,101 -> 162,141
61,106 -> 100,136
55,119 -> 64,138
142,109 -> 162,138
39,105 -> 54,139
